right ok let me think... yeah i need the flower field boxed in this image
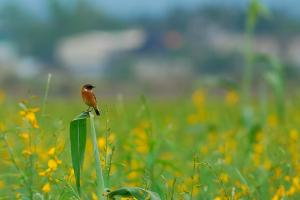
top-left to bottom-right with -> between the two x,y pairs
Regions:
0,87 -> 299,200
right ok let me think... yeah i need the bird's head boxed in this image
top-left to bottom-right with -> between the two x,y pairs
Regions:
82,84 -> 95,90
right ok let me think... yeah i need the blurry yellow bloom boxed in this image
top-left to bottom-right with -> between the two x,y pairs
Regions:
187,114 -> 198,125
219,173 -> 229,183
16,193 -> 21,199
42,183 -> 51,193
263,159 -> 272,170
55,156 -> 62,165
68,168 -> 74,178
22,149 -> 32,156
109,133 -> 116,143
0,89 -> 6,103
224,155 -> 232,164
292,177 -> 300,189
267,114 -> 277,128
240,184 -> 249,195
132,127 -> 149,154
160,152 -> 173,160
214,197 -> 222,200
272,185 -> 285,200
127,171 -> 139,180
47,147 -> 56,156
39,171 -> 47,177
0,180 -> 4,189
289,129 -> 298,141
255,132 -> 263,142
48,159 -> 58,171
140,120 -> 151,129
130,160 -> 141,170
254,143 -> 264,154
274,168 -> 282,178
133,128 -> 147,140
19,108 -> 40,128
200,146 -> 208,154
98,137 -> 106,149
92,192 -> 98,200
0,122 -> 6,132
286,186 -> 296,196
225,90 -> 239,106
19,132 -> 29,140
136,143 -> 149,154
192,90 -> 205,108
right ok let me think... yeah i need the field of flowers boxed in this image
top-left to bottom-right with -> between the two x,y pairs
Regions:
0,86 -> 299,200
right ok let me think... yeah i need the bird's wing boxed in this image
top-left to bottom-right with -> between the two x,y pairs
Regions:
93,93 -> 97,101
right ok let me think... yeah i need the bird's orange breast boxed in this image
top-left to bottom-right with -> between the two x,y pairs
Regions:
81,89 -> 97,107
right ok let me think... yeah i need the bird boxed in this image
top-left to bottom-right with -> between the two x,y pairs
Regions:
81,84 -> 100,116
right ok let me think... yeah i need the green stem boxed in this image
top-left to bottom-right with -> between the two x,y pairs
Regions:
89,112 -> 105,199
42,73 -> 52,116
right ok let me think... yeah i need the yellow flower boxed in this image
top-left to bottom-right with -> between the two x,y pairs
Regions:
55,156 -> 62,165
219,173 -> 229,183
200,146 -> 208,155
39,171 -> 47,177
187,114 -> 198,125
289,129 -> 298,141
19,107 -> 40,128
267,114 -> 277,128
253,143 -> 264,154
109,133 -> 116,143
127,171 -> 139,180
0,122 -> 6,132
92,192 -> 98,200
292,177 -> 300,189
192,90 -> 205,108
68,168 -> 75,179
48,159 -> 58,171
47,147 -> 56,156
16,193 -> 21,199
42,183 -> 51,193
225,90 -> 239,106
263,159 -> 272,170
98,137 -> 106,149
286,186 -> 296,196
272,185 -> 285,200
19,132 -> 29,140
22,149 -> 33,156
0,180 -> 4,189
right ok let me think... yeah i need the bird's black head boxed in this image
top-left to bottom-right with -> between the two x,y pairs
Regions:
83,84 -> 95,90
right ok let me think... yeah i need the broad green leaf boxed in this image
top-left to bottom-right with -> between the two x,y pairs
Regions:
70,111 -> 89,195
107,187 -> 161,200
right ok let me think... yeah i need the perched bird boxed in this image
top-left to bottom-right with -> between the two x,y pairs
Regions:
81,84 -> 100,116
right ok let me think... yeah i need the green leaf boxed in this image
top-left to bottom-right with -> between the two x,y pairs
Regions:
107,187 -> 161,200
70,111 -> 89,195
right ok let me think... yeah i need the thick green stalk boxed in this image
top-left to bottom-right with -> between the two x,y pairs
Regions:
89,112 -> 105,199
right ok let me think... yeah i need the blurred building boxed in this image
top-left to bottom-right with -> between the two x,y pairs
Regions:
55,29 -> 145,76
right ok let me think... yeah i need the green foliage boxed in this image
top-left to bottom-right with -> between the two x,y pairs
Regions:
107,187 -> 161,200
69,111 -> 89,194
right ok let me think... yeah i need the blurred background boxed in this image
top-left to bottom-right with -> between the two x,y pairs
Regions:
0,0 -> 299,98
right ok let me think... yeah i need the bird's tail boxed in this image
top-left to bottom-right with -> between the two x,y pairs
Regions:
94,107 -> 100,116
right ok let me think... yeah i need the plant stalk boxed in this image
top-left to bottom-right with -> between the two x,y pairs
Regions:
42,73 -> 52,116
89,112 -> 105,199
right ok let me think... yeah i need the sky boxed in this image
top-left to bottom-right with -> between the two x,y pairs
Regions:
0,0 -> 299,19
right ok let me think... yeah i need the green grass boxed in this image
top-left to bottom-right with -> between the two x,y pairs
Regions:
0,92 -> 299,199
